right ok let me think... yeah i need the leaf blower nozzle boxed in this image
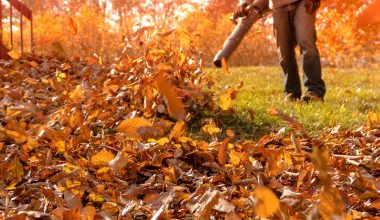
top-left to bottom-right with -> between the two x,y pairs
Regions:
213,0 -> 270,68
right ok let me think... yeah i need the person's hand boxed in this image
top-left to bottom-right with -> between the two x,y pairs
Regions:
304,0 -> 320,14
234,2 -> 250,18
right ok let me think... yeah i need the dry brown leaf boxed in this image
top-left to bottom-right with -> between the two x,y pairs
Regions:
267,107 -> 304,130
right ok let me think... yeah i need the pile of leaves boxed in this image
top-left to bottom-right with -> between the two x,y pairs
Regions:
1,30 -> 380,219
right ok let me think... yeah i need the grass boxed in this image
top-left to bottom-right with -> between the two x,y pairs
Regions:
193,66 -> 380,140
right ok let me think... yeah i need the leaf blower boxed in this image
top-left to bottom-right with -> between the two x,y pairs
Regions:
213,0 -> 270,67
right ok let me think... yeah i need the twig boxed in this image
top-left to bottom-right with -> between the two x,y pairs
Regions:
332,154 -> 371,160
232,178 -> 257,185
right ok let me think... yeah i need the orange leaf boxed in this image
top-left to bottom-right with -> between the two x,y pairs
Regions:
169,121 -> 186,140
156,74 -> 187,120
254,186 -> 280,218
115,117 -> 153,139
91,150 -> 115,166
218,138 -> 230,166
69,85 -> 85,104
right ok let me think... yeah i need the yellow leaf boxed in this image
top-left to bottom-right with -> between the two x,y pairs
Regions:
69,85 -> 85,104
29,156 -> 39,163
219,93 -> 232,111
8,50 -> 21,59
201,124 -> 221,136
89,194 -> 104,203
169,121 -> 186,140
254,186 -> 280,218
115,117 -> 153,139
91,150 -> 115,166
229,150 -> 247,166
156,137 -> 170,145
369,111 -> 380,126
96,167 -> 111,174
53,140 -> 66,153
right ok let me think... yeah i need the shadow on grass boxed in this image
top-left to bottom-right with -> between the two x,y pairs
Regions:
187,109 -> 281,141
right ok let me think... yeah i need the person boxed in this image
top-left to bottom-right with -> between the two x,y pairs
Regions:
235,0 -> 326,102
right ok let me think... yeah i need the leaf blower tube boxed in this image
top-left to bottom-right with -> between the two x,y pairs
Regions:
213,0 -> 270,67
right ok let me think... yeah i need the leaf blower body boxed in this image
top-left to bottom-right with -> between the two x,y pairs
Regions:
213,0 -> 270,67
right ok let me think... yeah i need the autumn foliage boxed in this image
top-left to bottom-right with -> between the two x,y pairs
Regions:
1,26 -> 380,219
1,0 -> 380,219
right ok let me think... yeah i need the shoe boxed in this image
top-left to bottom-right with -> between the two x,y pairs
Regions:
301,91 -> 324,103
284,93 -> 301,102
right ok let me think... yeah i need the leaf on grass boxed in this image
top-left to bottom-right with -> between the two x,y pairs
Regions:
226,129 -> 235,138
267,107 -> 304,130
219,87 -> 237,111
368,111 -> 380,126
156,74 -> 187,120
254,186 -> 280,218
219,93 -> 232,111
91,149 -> 115,166
201,124 -> 221,136
115,117 -> 153,139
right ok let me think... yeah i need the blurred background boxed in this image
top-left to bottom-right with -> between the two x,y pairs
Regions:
1,0 -> 379,68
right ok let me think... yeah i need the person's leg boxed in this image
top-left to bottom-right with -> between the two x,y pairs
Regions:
294,1 -> 326,98
273,5 -> 301,98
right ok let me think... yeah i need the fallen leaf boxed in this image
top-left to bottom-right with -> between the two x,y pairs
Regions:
254,186 -> 280,218
91,150 -> 115,166
115,117 -> 153,139
267,107 -> 304,130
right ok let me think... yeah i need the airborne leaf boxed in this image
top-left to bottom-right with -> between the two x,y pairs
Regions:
156,74 -> 187,120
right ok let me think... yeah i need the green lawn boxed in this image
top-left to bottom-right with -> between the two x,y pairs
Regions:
197,66 -> 380,139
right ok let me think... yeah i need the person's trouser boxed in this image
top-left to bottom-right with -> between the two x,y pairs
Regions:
273,0 -> 326,97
